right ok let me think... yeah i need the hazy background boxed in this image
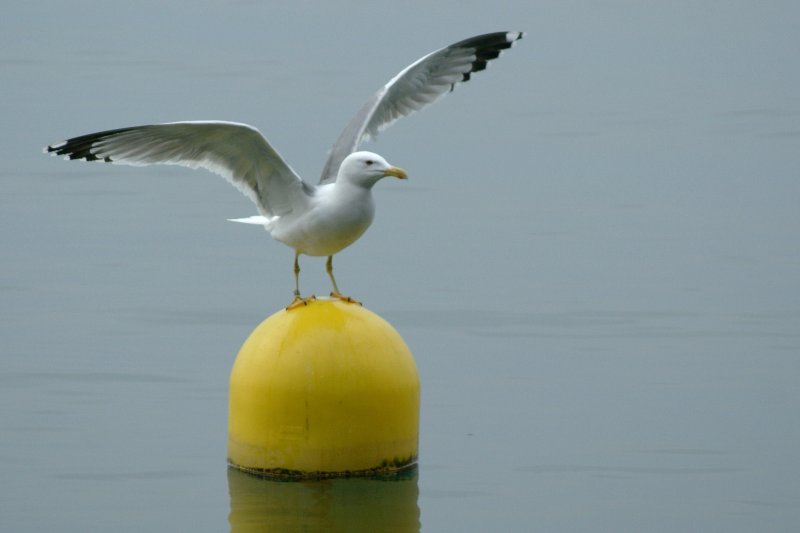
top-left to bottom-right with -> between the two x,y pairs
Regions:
2,1 -> 799,531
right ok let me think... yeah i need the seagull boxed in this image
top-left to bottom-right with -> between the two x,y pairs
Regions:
45,31 -> 523,309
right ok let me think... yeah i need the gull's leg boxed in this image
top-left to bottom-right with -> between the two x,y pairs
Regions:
326,255 -> 341,296
327,255 -> 361,305
293,252 -> 301,297
286,252 -> 315,310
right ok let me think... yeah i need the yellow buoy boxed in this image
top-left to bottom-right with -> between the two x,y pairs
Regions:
227,299 -> 419,479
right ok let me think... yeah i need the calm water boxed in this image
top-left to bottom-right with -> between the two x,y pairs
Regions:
2,2 -> 800,531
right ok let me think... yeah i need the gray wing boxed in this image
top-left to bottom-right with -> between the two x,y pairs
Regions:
319,31 -> 524,184
46,121 -> 312,218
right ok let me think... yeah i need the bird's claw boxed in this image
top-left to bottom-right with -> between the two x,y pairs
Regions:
286,294 -> 316,311
330,292 -> 362,306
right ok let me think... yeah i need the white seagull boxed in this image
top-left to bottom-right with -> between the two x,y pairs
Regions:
46,31 -> 523,309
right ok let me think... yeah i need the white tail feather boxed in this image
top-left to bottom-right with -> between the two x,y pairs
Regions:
227,215 -> 271,225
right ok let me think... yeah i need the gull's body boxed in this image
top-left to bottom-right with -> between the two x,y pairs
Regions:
46,31 -> 523,307
265,155 -> 384,258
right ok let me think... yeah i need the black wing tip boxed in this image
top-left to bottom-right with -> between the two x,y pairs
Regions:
44,126 -> 136,162
449,31 -> 524,82
453,31 -> 524,50
500,31 -> 525,45
44,138 -> 102,161
80,153 -> 113,162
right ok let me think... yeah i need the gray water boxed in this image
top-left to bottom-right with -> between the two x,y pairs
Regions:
2,1 -> 799,531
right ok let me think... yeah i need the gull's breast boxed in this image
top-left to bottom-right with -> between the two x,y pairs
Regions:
270,189 -> 376,257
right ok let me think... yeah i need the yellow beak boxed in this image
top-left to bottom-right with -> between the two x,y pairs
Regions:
383,166 -> 408,180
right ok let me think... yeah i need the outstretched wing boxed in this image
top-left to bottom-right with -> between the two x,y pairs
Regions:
46,121 -> 312,218
319,31 -> 524,184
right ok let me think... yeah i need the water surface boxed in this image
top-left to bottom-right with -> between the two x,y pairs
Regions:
2,2 -> 799,531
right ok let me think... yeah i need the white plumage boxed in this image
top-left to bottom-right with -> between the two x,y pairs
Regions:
46,31 -> 523,308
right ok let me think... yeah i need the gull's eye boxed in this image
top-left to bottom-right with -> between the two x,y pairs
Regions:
365,160 -> 374,166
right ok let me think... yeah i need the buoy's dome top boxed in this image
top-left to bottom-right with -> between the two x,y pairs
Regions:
228,299 -> 419,478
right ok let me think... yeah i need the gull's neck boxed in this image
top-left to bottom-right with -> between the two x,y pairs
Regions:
332,179 -> 375,203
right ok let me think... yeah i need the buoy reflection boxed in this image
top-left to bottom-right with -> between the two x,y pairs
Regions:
228,466 -> 420,532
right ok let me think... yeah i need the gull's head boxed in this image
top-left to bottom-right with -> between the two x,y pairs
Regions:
338,151 -> 407,188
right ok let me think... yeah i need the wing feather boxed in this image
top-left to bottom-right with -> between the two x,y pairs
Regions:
319,31 -> 523,183
46,121 -> 311,218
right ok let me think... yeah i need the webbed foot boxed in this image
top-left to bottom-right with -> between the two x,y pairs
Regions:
286,294 -> 317,311
330,292 -> 362,306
